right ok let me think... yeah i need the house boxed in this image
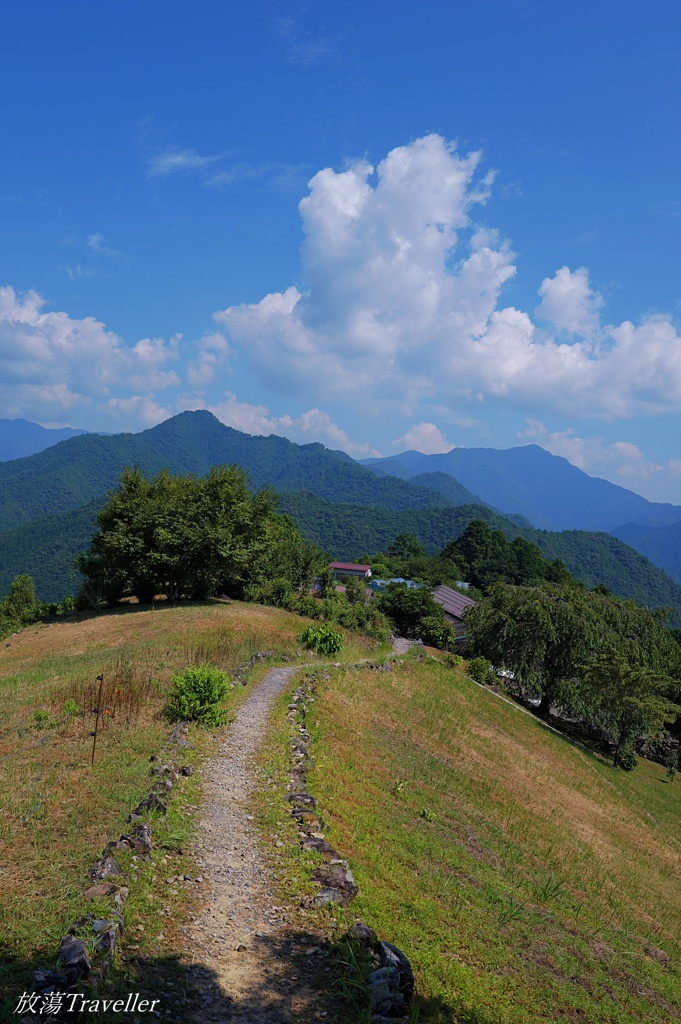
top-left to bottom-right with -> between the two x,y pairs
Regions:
328,561 -> 372,582
431,584 -> 476,641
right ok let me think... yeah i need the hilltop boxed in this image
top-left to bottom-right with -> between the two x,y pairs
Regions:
2,601 -> 678,1023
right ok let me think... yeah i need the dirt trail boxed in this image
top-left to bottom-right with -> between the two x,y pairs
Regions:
182,666 -> 320,1024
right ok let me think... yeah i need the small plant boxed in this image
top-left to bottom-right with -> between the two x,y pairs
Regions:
33,710 -> 51,729
393,780 -> 406,797
298,623 -> 344,656
165,664 -> 232,727
443,652 -> 464,669
420,807 -> 436,821
617,747 -> 638,772
62,698 -> 79,720
467,656 -> 495,685
665,751 -> 678,784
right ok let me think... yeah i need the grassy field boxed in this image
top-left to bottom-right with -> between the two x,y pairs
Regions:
290,654 -> 681,1023
0,598 -> 385,1020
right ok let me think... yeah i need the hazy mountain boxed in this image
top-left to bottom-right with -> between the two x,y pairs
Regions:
611,520 -> 681,583
360,445 -> 681,534
0,418 -> 89,461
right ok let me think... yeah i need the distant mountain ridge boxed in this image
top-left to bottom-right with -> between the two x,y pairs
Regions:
0,418 -> 89,461
360,445 -> 681,579
360,446 -> 681,532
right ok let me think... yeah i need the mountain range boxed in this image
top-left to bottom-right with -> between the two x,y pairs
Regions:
0,418 -> 89,461
361,447 -> 681,580
0,411 -> 680,611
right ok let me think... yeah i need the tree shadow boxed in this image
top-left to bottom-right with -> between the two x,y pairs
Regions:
2,925 -> 350,1024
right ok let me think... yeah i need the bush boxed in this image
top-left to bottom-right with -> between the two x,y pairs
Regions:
468,656 -> 495,685
443,652 -> 464,669
165,665 -> 232,727
418,616 -> 458,651
617,747 -> 638,771
297,594 -> 323,620
298,623 -> 345,656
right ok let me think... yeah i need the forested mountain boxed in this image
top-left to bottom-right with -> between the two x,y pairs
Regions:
0,418 -> 89,461
0,410 -> 463,534
1,409 -> 680,612
611,520 -> 681,583
361,445 -> 681,533
278,494 -> 681,611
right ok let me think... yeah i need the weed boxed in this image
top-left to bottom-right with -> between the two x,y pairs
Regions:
165,664 -> 233,727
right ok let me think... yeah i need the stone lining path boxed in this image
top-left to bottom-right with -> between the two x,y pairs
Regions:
182,666 -> 320,1024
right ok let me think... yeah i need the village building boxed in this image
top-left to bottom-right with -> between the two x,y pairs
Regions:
328,561 -> 372,582
431,584 -> 476,641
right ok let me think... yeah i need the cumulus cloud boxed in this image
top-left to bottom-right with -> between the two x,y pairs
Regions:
186,333 -> 232,389
203,392 -> 380,456
535,265 -> 602,336
0,285 -> 180,425
392,422 -> 455,454
215,134 -> 681,421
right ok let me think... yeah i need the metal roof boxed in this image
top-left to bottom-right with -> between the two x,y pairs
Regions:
432,584 -> 476,622
328,562 -> 371,572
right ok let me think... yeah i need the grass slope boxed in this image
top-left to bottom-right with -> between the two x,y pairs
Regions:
300,656 -> 681,1023
0,600 -> 384,1020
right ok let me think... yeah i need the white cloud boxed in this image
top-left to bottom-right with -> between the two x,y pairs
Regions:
0,285 -> 180,426
146,147 -> 223,179
535,265 -> 602,336
202,392 -> 380,456
215,134 -> 681,422
185,333 -> 232,389
392,422 -> 455,454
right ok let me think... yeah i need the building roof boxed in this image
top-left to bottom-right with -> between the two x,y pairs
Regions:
432,584 -> 476,622
328,562 -> 371,572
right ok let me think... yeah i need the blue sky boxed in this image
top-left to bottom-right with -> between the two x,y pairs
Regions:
3,0 -> 681,501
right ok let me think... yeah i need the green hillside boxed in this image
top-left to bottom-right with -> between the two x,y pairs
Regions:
1,411 -> 680,612
284,657 -> 681,1022
278,493 -> 681,609
0,411 -> 454,536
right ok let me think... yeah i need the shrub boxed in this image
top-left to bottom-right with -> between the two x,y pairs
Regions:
617,747 -> 638,771
419,616 -> 458,651
165,665 -> 232,727
468,656 -> 495,685
297,594 -> 323,620
298,623 -> 345,656
443,652 -> 464,669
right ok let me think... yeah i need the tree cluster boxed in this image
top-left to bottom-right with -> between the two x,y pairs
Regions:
464,582 -> 681,764
77,465 -> 309,606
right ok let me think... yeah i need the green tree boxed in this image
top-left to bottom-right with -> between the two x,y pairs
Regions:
580,652 -> 680,767
464,583 -> 681,717
3,573 -> 38,624
77,465 -> 278,604
378,582 -> 446,639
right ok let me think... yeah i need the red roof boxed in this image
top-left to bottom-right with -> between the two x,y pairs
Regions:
328,562 -> 371,572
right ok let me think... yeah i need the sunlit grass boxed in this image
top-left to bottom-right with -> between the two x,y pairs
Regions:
296,656 -> 681,1023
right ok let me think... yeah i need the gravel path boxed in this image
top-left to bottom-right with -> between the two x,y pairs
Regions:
183,666 -> 319,1024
